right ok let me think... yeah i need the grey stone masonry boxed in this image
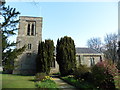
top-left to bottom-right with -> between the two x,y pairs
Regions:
13,16 -> 42,75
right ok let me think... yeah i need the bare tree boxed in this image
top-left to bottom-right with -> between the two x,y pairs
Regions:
104,33 -> 118,63
87,37 -> 102,52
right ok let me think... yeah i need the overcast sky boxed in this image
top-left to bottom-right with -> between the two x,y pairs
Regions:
6,1 -> 118,47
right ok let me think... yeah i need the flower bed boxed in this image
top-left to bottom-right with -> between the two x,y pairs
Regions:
35,73 -> 58,88
35,79 -> 58,88
61,75 -> 96,89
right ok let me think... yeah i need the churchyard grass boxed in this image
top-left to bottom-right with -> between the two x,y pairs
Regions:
2,73 -> 58,88
2,74 -> 36,88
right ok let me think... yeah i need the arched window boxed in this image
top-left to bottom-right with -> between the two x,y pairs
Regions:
27,24 -> 30,35
78,55 -> 81,64
31,24 -> 34,35
28,44 -> 32,49
90,57 -> 95,66
29,44 -> 31,49
100,56 -> 102,62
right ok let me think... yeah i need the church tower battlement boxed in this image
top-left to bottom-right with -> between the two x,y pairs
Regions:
13,16 -> 42,75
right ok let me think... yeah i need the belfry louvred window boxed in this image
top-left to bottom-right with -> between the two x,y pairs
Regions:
27,21 -> 36,36
27,24 -> 30,35
31,24 -> 34,35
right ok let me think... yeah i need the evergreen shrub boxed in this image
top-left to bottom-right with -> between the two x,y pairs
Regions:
74,64 -> 91,81
35,73 -> 46,81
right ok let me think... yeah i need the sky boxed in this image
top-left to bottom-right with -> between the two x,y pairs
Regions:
5,1 -> 118,47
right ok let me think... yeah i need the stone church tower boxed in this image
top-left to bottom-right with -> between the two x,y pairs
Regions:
13,16 -> 42,75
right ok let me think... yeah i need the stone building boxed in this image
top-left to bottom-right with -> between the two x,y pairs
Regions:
75,48 -> 104,67
13,16 -> 42,75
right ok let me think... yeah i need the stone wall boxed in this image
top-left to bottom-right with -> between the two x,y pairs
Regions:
50,59 -> 59,74
76,53 -> 104,67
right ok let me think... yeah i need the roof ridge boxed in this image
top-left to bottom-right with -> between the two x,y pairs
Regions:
76,47 -> 89,49
89,48 -> 101,53
76,48 -> 102,54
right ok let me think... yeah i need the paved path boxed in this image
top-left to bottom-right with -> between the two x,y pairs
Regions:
51,75 -> 77,89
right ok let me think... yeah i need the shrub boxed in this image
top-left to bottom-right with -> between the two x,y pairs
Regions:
91,60 -> 117,89
74,64 -> 90,80
35,73 -> 46,81
114,75 -> 120,89
61,76 -> 95,89
52,72 -> 60,75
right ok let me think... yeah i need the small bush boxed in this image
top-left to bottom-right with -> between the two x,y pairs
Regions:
91,60 -> 116,89
114,75 -> 120,89
52,72 -> 60,75
61,76 -> 95,89
35,73 -> 46,81
74,64 -> 90,80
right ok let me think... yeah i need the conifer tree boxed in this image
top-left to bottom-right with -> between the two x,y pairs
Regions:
1,2 -> 25,73
36,42 -> 47,73
45,40 -> 55,74
36,39 -> 54,75
56,36 -> 76,76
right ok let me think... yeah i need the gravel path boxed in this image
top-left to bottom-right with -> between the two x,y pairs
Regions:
51,75 -> 78,89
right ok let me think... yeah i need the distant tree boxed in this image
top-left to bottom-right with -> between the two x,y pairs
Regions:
104,33 -> 118,63
1,2 -> 25,73
87,37 -> 102,52
56,36 -> 76,76
36,39 -> 54,75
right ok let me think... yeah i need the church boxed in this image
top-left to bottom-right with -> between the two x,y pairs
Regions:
13,16 -> 104,75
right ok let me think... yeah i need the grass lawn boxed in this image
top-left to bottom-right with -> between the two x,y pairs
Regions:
2,74 -> 36,88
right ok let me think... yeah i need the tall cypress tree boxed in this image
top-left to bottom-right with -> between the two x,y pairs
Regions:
36,41 -> 45,73
36,39 -> 54,75
56,36 -> 76,76
45,40 -> 55,74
